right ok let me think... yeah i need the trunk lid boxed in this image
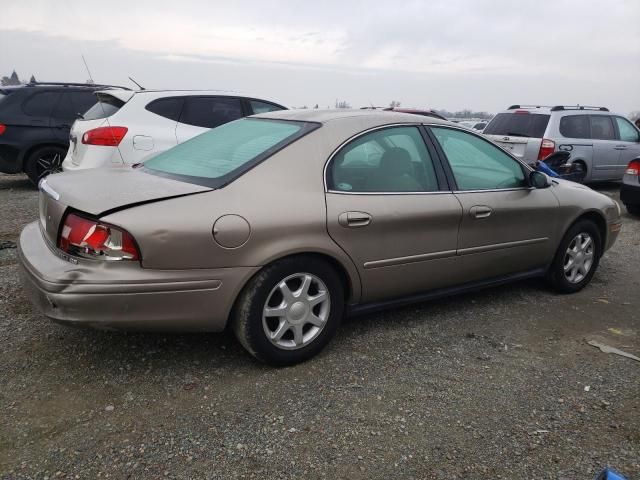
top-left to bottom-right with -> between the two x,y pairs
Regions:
39,169 -> 211,246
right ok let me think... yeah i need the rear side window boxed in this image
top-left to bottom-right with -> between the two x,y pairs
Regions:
83,94 -> 125,120
22,91 -> 60,117
145,97 -> 184,121
614,117 -> 640,142
52,91 -> 98,121
180,97 -> 243,128
589,116 -> 615,140
483,113 -> 550,138
559,115 -> 590,138
328,126 -> 439,193
249,100 -> 283,114
143,118 -> 317,187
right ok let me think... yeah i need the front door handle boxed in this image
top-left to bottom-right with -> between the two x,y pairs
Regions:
614,145 -> 628,150
338,211 -> 372,228
469,205 -> 493,219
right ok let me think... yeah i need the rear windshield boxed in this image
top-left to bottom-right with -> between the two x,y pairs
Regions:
483,112 -> 550,138
142,118 -> 319,188
82,94 -> 125,120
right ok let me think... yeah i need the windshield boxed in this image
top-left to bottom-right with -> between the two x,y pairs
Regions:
82,93 -> 125,120
483,112 -> 550,138
142,118 -> 319,188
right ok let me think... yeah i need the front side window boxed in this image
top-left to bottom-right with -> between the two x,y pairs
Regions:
249,100 -> 283,114
180,96 -> 243,128
589,115 -> 616,140
431,127 -> 526,191
559,115 -> 590,139
614,116 -> 640,142
143,118 -> 317,187
328,126 -> 439,192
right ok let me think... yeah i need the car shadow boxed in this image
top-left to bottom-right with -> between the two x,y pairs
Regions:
0,173 -> 34,191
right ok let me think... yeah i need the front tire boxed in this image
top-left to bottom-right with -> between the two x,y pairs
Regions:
625,204 -> 640,216
546,219 -> 601,293
232,256 -> 344,366
24,146 -> 66,185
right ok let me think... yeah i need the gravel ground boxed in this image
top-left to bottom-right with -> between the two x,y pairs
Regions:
1,173 -> 638,479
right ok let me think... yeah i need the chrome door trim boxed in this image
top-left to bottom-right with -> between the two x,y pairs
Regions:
457,237 -> 548,256
363,249 -> 457,269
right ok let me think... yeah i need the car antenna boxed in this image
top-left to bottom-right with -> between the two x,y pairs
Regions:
81,54 -> 94,84
128,76 -> 145,90
81,54 -> 127,167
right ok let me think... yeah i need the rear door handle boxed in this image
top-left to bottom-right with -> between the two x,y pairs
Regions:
338,211 -> 372,228
470,205 -> 493,219
614,145 -> 628,150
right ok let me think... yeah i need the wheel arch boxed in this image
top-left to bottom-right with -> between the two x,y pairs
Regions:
566,210 -> 607,252
225,250 -> 359,331
21,142 -> 69,171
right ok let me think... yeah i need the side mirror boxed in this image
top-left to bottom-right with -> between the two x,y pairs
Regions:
530,170 -> 552,188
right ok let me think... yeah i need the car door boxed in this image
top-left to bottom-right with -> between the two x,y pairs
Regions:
589,115 -> 622,180
613,116 -> 640,168
21,90 -> 60,139
428,126 -> 559,282
325,125 -> 463,303
175,96 -> 244,143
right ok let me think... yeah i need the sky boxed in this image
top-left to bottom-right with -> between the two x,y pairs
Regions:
0,0 -> 639,114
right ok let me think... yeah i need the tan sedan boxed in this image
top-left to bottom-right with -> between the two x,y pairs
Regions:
19,110 -> 622,365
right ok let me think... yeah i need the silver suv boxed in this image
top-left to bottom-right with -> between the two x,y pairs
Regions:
483,105 -> 640,182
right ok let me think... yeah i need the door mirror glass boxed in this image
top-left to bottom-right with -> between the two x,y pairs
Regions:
530,170 -> 551,188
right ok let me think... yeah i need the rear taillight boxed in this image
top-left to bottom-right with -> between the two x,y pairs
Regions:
537,138 -> 555,160
81,126 -> 128,146
58,213 -> 139,261
0,123 -> 5,135
625,159 -> 640,176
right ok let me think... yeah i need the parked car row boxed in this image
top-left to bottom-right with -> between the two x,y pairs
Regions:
0,82 -> 286,183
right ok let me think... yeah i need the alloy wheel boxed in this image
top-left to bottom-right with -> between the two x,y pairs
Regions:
262,273 -> 331,350
36,151 -> 63,180
563,232 -> 594,284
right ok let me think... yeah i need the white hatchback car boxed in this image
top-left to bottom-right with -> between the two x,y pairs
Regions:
62,90 -> 286,171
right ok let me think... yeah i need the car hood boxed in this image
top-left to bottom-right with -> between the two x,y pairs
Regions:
43,168 -> 211,216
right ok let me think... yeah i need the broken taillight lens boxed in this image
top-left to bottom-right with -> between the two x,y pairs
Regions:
58,213 -> 140,261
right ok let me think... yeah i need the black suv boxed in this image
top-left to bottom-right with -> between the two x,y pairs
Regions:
0,82 -> 126,184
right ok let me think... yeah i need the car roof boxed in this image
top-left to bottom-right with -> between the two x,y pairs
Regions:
95,89 -> 286,106
253,108 -> 452,125
497,105 -> 613,116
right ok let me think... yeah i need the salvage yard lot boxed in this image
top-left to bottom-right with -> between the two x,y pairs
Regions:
1,173 -> 638,479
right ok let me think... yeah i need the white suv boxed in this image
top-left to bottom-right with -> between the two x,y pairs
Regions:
62,90 -> 286,171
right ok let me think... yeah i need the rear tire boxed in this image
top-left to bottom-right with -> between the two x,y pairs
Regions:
546,219 -> 601,294
24,146 -> 66,185
625,204 -> 640,216
232,256 -> 344,366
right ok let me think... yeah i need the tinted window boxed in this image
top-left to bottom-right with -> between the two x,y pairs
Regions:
22,91 -> 60,117
614,116 -> 640,142
249,100 -> 283,114
83,94 -> 125,120
559,115 -> 590,138
144,118 -> 314,187
483,112 -> 550,138
180,97 -> 243,128
145,97 -> 184,121
432,127 -> 526,190
52,91 -> 98,121
590,116 -> 615,140
328,127 -> 438,192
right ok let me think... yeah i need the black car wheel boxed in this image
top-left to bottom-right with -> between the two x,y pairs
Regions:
24,146 -> 66,185
232,256 -> 344,366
